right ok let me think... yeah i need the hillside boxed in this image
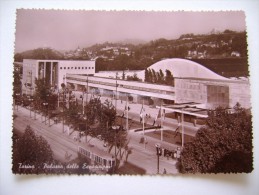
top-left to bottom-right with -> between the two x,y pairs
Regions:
14,30 -> 248,77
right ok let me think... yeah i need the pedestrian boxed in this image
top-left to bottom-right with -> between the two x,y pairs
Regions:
153,118 -> 156,126
194,118 -> 197,127
163,168 -> 167,174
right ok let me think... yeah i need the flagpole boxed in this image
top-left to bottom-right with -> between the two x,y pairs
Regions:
142,99 -> 145,136
126,95 -> 128,131
181,108 -> 184,148
161,101 -> 163,141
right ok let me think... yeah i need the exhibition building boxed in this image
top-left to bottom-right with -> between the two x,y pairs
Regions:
21,58 -> 251,111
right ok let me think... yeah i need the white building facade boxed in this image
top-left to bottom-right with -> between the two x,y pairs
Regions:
22,59 -> 95,95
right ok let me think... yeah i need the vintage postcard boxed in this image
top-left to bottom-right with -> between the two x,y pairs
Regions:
12,10 -> 253,175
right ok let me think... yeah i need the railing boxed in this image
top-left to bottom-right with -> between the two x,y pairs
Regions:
66,76 -> 175,96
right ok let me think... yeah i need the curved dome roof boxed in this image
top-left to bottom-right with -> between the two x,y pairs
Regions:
147,58 -> 228,80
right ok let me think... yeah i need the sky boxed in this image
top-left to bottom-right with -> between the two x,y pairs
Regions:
15,10 -> 246,53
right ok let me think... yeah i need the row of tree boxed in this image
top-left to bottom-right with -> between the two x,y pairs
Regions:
144,68 -> 174,85
24,78 -> 128,162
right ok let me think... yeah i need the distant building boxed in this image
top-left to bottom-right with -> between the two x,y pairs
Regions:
21,59 -> 95,95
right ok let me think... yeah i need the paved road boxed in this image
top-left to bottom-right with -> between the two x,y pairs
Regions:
14,109 -> 79,163
13,104 -> 190,174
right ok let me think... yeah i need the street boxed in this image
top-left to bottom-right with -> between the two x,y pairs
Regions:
13,97 -> 199,174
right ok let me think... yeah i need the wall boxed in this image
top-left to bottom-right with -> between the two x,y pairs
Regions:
175,77 -> 251,109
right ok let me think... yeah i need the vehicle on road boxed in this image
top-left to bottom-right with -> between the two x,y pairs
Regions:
78,145 -> 115,173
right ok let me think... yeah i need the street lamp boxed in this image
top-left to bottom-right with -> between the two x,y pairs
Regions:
43,102 -> 48,125
34,101 -> 37,120
126,95 -> 129,131
113,126 -> 120,167
80,87 -> 87,115
15,93 -> 20,111
27,71 -> 33,96
181,108 -> 185,148
61,89 -> 65,133
28,98 -> 34,118
155,143 -> 162,174
115,72 -> 118,112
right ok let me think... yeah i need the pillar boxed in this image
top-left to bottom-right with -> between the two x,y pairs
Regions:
43,62 -> 46,78
50,62 -> 53,86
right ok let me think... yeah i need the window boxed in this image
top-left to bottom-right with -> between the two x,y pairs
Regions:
68,67 -> 70,69
60,67 -> 62,69
75,67 -> 77,69
71,67 -> 73,69
78,67 -> 80,69
92,67 -> 94,69
64,67 -> 66,70
81,67 -> 84,69
85,67 -> 87,69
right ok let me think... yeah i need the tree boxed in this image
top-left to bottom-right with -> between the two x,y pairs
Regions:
151,69 -> 157,83
157,69 -> 165,84
179,105 -> 253,173
12,126 -> 54,174
34,78 -> 57,111
165,69 -> 174,86
148,69 -> 153,83
122,70 -> 126,80
126,73 -> 141,81
64,101 -> 81,130
144,69 -> 149,82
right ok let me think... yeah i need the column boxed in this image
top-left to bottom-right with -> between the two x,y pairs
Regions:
44,62 -> 46,78
50,62 -> 53,86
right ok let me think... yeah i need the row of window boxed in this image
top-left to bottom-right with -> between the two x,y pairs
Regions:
60,66 -> 94,70
78,147 -> 114,167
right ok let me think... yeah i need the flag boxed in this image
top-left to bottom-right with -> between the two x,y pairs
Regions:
156,108 -> 161,120
162,109 -> 165,120
140,104 -> 144,122
140,103 -> 144,115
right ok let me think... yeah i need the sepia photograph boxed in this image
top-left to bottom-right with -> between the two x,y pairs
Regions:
12,9 -> 253,175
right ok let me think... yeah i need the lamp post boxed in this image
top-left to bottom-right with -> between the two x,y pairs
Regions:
155,143 -> 162,174
62,90 -> 65,133
115,73 -> 118,113
15,93 -> 20,111
28,98 -> 34,118
181,108 -> 185,148
114,126 -> 119,167
34,101 -> 37,120
160,101 -> 164,142
43,102 -> 48,125
80,87 -> 86,115
142,99 -> 145,137
86,76 -> 88,104
126,95 -> 129,131
28,71 -> 32,96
